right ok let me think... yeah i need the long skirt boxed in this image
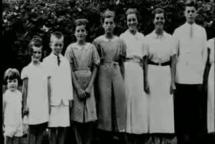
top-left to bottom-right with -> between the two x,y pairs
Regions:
148,65 -> 174,133
207,63 -> 215,133
124,61 -> 148,134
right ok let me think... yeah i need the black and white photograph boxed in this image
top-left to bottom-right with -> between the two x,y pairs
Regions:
2,0 -> 215,144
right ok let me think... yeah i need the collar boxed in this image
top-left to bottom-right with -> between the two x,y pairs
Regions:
50,52 -> 63,59
125,29 -> 141,38
151,30 -> 167,39
101,35 -> 117,42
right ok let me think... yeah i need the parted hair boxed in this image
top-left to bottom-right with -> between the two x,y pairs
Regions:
4,68 -> 20,84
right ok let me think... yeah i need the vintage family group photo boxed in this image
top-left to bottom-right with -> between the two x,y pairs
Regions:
2,0 -> 215,144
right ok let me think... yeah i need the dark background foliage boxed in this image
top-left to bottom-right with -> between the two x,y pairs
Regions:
2,0 -> 215,73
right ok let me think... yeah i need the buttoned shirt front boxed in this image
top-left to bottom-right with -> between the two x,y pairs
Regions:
43,53 -> 73,106
173,23 -> 207,84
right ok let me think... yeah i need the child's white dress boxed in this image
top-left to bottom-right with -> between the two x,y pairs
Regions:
21,62 -> 49,125
3,89 -> 23,137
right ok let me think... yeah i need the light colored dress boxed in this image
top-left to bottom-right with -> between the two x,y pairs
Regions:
65,42 -> 100,123
93,35 -> 127,132
3,89 -> 23,137
207,38 -> 215,133
120,30 -> 148,134
21,62 -> 49,125
43,53 -> 73,127
145,31 -> 175,133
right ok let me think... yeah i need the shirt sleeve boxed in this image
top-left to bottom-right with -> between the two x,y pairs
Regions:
202,28 -> 208,65
21,67 -> 28,80
91,44 -> 100,66
170,36 -> 177,56
172,29 -> 180,56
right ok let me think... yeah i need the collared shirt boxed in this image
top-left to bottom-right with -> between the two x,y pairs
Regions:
43,53 -> 73,106
120,30 -> 146,59
173,23 -> 207,84
145,30 -> 176,63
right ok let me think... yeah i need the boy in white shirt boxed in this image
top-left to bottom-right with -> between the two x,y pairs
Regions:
43,31 -> 73,144
173,1 -> 207,144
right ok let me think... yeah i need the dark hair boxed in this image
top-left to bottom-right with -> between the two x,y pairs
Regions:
184,0 -> 197,9
29,35 -> 43,55
74,18 -> 89,31
101,9 -> 115,23
4,68 -> 20,84
152,8 -> 165,19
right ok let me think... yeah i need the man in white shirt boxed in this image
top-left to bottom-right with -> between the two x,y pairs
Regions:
173,1 -> 207,144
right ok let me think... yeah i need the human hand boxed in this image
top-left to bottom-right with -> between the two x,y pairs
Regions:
144,81 -> 150,94
77,88 -> 86,100
170,82 -> 176,95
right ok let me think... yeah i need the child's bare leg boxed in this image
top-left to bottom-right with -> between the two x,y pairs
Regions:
58,127 -> 67,144
28,133 -> 36,144
5,136 -> 13,144
49,128 -> 57,144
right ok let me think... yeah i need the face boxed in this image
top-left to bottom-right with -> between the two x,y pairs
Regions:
103,17 -> 115,34
153,13 -> 165,30
75,25 -> 87,42
184,6 -> 196,24
7,79 -> 18,91
32,46 -> 42,63
50,36 -> 64,55
127,13 -> 138,32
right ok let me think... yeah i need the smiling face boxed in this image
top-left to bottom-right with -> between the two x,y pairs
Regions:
103,17 -> 115,34
127,13 -> 138,32
75,25 -> 87,42
7,78 -> 18,91
31,46 -> 42,63
50,36 -> 64,55
184,6 -> 196,24
153,12 -> 165,31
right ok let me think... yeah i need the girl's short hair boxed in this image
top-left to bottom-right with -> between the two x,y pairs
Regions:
4,68 -> 20,83
29,35 -> 43,55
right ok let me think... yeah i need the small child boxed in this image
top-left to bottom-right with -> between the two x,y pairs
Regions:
43,31 -> 73,144
3,68 -> 23,144
21,36 -> 49,144
65,18 -> 100,144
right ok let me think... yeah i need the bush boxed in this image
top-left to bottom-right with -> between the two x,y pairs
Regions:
2,0 -> 215,72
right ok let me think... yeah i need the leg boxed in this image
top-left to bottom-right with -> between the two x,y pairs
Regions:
83,123 -> 94,144
13,137 -> 21,144
49,128 -> 57,144
36,123 -> 47,144
73,123 -> 84,144
5,136 -> 13,144
58,127 -> 67,144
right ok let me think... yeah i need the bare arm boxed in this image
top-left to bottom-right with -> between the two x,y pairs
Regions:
22,78 -> 28,115
143,55 -> 150,94
47,76 -> 51,114
85,66 -> 98,94
170,54 -> 177,94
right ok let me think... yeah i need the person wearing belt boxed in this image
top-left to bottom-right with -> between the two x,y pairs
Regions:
173,1 -> 208,144
65,18 -> 100,144
93,9 -> 127,144
144,7 -> 176,144
120,8 -> 148,144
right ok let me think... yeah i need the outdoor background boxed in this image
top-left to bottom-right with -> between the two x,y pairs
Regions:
2,0 -> 215,73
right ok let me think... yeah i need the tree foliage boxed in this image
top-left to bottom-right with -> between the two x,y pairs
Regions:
2,0 -> 215,72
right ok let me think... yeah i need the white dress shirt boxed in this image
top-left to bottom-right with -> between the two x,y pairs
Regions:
173,23 -> 207,84
43,53 -> 73,106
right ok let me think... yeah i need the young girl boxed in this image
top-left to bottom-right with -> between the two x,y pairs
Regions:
43,31 -> 73,144
3,68 -> 23,144
65,18 -> 100,144
120,8 -> 148,144
21,36 -> 49,144
93,9 -> 127,144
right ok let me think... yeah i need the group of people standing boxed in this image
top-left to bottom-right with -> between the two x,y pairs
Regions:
3,1 -> 214,144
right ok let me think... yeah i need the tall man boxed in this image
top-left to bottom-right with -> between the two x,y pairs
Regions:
173,1 -> 207,144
